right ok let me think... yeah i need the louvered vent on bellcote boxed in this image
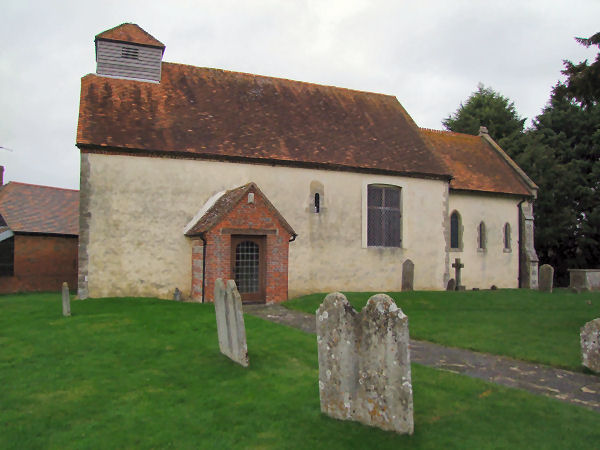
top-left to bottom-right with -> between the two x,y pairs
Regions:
94,23 -> 165,83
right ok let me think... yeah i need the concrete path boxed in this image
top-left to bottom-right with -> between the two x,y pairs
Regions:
243,303 -> 600,412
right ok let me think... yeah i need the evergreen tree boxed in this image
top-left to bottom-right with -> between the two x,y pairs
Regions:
557,32 -> 600,108
442,83 -> 526,151
515,93 -> 600,283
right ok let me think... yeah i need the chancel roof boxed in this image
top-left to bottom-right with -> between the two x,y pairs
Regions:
0,182 -> 79,235
421,129 -> 536,197
77,63 -> 450,179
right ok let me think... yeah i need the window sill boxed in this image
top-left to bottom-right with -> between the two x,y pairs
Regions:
477,248 -> 486,253
449,248 -> 463,252
503,248 -> 512,253
366,245 -> 405,250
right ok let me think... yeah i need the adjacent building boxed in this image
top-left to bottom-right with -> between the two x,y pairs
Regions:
0,168 -> 79,293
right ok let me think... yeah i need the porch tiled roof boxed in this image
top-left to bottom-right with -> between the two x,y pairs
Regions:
185,183 -> 296,237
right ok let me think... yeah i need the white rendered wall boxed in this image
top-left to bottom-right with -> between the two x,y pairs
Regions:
448,192 -> 521,289
81,153 -> 450,299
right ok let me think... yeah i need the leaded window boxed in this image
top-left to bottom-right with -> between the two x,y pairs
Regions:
450,211 -> 461,249
367,185 -> 401,247
478,221 -> 486,250
504,223 -> 511,250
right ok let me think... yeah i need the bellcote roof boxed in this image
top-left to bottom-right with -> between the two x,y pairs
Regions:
95,23 -> 165,51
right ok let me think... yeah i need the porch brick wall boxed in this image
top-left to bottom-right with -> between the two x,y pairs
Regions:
194,188 -> 291,304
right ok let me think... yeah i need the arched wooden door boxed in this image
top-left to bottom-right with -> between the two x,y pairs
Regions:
231,236 -> 266,303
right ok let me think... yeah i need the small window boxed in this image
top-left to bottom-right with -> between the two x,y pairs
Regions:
367,185 -> 401,247
504,223 -> 511,250
450,211 -> 462,249
0,236 -> 14,276
478,221 -> 486,250
121,47 -> 140,60
314,193 -> 320,213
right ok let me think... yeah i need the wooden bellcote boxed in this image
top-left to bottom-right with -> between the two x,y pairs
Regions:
94,23 -> 165,83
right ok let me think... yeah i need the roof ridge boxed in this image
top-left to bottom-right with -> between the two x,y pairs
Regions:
420,128 -> 480,138
162,62 -> 396,99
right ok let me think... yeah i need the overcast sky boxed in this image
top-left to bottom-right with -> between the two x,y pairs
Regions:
1,0 -> 599,190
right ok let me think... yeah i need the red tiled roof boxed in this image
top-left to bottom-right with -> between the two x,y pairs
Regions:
95,23 -> 165,49
77,63 -> 450,179
0,182 -> 79,235
185,182 -> 296,237
420,129 -> 534,196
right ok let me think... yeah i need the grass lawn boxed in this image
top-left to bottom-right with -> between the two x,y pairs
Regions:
285,289 -> 600,371
1,293 -> 599,449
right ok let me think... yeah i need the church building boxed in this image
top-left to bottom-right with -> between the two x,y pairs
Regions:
76,23 -> 538,303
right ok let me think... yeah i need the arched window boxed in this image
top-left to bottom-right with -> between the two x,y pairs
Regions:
450,211 -> 461,249
367,185 -> 401,247
314,192 -> 320,213
504,223 -> 511,250
478,221 -> 486,250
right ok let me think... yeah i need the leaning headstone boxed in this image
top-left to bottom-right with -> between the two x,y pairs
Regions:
214,279 -> 249,367
581,318 -> 600,373
61,282 -> 71,317
539,264 -> 554,293
401,259 -> 414,291
446,278 -> 456,291
316,292 -> 413,434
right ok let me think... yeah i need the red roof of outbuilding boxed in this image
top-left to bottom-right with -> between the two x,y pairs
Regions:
421,129 -> 535,196
0,182 -> 79,235
77,63 -> 450,179
95,23 -> 165,49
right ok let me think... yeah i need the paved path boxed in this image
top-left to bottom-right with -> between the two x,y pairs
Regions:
244,303 -> 600,412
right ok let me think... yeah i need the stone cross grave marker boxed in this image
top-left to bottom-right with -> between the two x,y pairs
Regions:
539,264 -> 554,293
214,278 -> 249,367
62,282 -> 71,317
581,318 -> 600,373
452,258 -> 465,290
401,259 -> 414,291
316,292 -> 414,434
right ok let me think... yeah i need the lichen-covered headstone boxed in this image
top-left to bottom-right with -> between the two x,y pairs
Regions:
62,282 -> 71,317
581,318 -> 600,373
446,278 -> 456,291
401,259 -> 414,291
214,278 -> 249,367
539,264 -> 554,293
316,292 -> 413,434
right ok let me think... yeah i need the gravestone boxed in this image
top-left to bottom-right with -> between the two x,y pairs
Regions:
539,264 -> 554,293
446,279 -> 456,291
452,258 -> 465,290
174,287 -> 182,302
214,278 -> 249,367
581,318 -> 600,373
401,259 -> 414,291
61,282 -> 71,317
316,292 -> 413,434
